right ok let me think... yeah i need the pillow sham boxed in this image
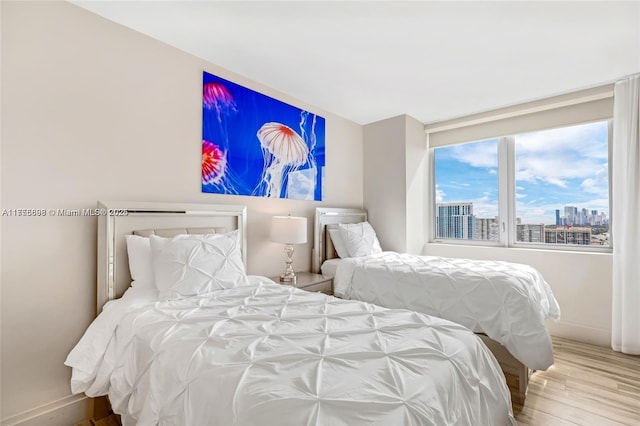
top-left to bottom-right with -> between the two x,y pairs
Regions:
125,235 -> 155,289
338,221 -> 383,257
150,230 -> 249,300
327,225 -> 350,258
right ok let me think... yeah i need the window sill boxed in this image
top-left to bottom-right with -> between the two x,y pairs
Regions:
426,241 -> 612,256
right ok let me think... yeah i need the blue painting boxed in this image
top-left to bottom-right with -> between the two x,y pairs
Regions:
202,71 -> 325,200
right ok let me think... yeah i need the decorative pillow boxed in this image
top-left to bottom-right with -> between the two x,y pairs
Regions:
327,225 -> 350,258
338,221 -> 383,258
150,230 -> 249,300
125,235 -> 155,289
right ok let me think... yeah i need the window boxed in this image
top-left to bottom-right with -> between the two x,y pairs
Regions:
431,120 -> 611,249
434,139 -> 500,242
514,121 -> 610,247
427,86 -> 614,250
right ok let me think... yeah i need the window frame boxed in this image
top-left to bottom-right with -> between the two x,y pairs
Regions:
428,119 -> 613,253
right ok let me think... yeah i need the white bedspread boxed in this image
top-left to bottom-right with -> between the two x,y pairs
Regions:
333,252 -> 561,371
66,276 -> 515,426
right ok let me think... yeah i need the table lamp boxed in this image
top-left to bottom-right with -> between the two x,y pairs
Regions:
271,215 -> 307,283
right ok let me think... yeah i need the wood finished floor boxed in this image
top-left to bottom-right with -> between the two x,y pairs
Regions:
514,337 -> 640,426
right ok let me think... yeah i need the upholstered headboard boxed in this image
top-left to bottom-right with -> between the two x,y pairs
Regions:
96,201 -> 247,313
312,207 -> 368,273
132,227 -> 227,238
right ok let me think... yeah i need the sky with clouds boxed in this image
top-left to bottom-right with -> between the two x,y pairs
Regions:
435,120 -> 609,225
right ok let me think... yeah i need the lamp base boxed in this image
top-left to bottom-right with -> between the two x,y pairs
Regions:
279,273 -> 297,284
279,243 -> 297,284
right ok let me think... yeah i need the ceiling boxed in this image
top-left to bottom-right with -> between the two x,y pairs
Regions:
72,1 -> 640,125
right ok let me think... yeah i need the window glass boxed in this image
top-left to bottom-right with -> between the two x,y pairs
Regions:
514,121 -> 609,246
434,139 -> 500,241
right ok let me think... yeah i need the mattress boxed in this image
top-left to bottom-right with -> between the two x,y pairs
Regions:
66,276 -> 515,426
333,252 -> 561,371
320,257 -> 341,276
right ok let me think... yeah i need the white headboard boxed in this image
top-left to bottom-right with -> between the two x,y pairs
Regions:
312,207 -> 368,273
96,201 -> 247,313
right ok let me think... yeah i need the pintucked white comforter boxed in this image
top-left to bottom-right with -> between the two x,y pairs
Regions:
67,276 -> 515,426
333,252 -> 561,371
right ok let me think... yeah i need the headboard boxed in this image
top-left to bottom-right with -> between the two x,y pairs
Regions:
312,207 -> 368,273
96,201 -> 247,313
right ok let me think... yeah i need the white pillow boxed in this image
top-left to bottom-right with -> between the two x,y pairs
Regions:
150,231 -> 249,300
125,235 -> 155,289
338,221 -> 383,257
327,226 -> 350,258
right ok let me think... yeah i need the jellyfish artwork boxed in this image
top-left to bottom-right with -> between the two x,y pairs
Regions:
202,139 -> 245,194
203,82 -> 237,117
296,111 -> 320,199
202,82 -> 237,151
202,139 -> 226,185
202,139 -> 241,196
255,122 -> 309,198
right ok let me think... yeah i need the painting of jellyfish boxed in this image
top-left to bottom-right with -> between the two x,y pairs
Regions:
202,71 -> 325,200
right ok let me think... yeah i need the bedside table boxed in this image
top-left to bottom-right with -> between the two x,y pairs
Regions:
270,272 -> 333,295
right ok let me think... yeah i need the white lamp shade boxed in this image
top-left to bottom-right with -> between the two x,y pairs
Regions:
271,216 -> 307,244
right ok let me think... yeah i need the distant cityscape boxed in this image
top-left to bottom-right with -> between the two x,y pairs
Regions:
436,202 -> 609,246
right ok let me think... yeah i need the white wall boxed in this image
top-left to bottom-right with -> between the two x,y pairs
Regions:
404,116 -> 428,255
363,116 -> 407,251
363,115 -> 427,254
0,1 -> 363,421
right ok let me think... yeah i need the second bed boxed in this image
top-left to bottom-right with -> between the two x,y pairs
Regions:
313,207 -> 561,403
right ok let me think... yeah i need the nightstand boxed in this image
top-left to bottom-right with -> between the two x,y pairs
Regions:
270,272 -> 333,295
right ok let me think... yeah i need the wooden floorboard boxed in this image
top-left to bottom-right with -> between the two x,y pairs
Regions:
515,337 -> 640,426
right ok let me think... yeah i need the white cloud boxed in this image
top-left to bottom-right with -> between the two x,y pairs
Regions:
470,193 -> 498,218
448,141 -> 497,168
514,121 -> 608,189
442,122 -> 607,191
435,184 -> 445,202
286,169 -> 314,200
528,198 -> 544,204
580,163 -> 609,196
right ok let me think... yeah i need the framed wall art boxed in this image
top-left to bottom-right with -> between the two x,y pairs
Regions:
202,71 -> 326,201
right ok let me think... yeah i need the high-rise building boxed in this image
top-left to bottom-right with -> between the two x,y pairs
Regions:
517,224 -> 545,243
475,217 -> 499,241
556,205 -> 608,228
436,202 -> 475,239
564,206 -> 577,225
581,208 -> 589,225
545,227 -> 591,245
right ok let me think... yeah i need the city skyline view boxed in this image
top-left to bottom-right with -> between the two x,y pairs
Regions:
434,120 -> 609,225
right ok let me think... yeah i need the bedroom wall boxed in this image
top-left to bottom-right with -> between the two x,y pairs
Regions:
363,116 -> 407,251
363,115 -> 427,254
0,1 -> 363,423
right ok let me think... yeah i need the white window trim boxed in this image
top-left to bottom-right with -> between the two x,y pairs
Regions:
428,120 -> 613,253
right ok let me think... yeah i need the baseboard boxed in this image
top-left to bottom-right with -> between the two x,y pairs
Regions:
548,320 -> 611,348
1,394 -> 92,426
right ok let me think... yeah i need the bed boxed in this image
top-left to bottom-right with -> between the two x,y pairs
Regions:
65,201 -> 516,425
313,207 -> 561,404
